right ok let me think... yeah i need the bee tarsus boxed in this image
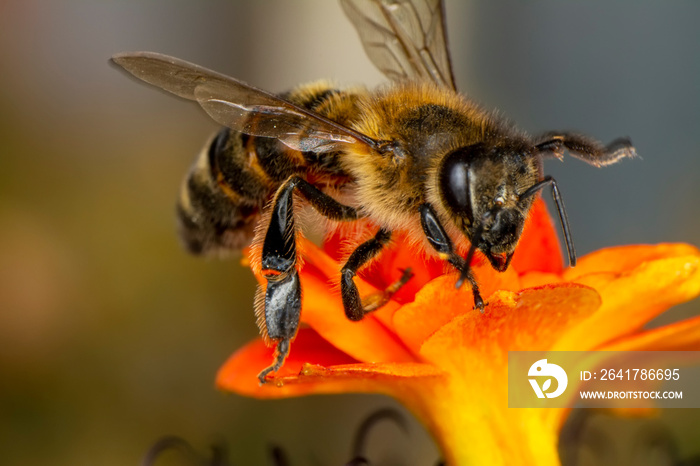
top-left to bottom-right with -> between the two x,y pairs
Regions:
258,334 -> 292,385
535,132 -> 637,167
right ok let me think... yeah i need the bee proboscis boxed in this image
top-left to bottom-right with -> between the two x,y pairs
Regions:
112,0 -> 636,383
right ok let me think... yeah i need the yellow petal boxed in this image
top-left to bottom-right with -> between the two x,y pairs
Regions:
413,286 -> 601,465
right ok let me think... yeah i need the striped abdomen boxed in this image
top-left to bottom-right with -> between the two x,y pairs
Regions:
176,82 -> 360,255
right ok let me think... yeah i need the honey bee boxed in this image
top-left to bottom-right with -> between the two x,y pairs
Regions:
112,0 -> 636,383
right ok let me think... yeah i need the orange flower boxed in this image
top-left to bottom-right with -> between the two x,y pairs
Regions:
217,199 -> 700,466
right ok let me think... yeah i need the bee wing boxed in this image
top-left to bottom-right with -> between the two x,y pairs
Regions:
111,52 -> 378,153
340,0 -> 455,89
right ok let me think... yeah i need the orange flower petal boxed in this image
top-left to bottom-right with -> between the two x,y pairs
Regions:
556,255 -> 700,350
324,226 -> 446,303
275,361 -> 445,397
249,237 -> 414,363
361,232 -> 447,304
393,266 -> 521,353
299,260 -> 416,364
511,198 -> 564,274
300,235 -> 402,314
217,328 -> 444,399
322,220 -> 373,264
216,328 -> 359,398
419,285 -> 601,371
239,211 -> 700,466
600,314 -> 700,352
298,236 -> 341,278
564,243 -> 700,280
519,271 -> 564,289
324,199 -> 563,290
413,285 -> 594,466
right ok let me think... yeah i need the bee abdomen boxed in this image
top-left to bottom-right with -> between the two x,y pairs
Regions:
177,128 -> 269,254
177,83 -> 358,255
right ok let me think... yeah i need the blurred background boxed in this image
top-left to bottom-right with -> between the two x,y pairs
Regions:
0,1 -> 699,465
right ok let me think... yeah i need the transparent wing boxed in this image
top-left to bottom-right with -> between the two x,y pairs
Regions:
340,0 -> 455,89
111,52 -> 377,153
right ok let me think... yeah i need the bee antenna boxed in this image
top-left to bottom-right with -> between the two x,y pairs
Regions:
519,176 -> 577,267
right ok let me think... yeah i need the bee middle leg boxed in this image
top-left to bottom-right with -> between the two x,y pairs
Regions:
258,175 -> 358,383
341,228 -> 414,321
419,203 -> 485,311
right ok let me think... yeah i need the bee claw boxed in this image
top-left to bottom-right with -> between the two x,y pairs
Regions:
473,299 -> 487,313
472,289 -> 486,313
257,368 -> 273,385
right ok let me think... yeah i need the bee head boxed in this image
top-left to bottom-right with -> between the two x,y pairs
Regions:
437,142 -> 539,271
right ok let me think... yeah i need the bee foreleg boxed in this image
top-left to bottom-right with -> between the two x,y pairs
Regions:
258,176 -> 359,382
535,132 -> 637,167
419,203 -> 485,311
340,229 -> 413,320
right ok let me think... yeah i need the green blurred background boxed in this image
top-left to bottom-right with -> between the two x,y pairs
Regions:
0,1 -> 698,465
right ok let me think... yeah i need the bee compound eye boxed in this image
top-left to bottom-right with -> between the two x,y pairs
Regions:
439,148 -> 474,221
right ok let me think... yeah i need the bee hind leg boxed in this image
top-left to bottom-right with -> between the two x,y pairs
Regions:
258,175 -> 359,382
340,228 -> 414,321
